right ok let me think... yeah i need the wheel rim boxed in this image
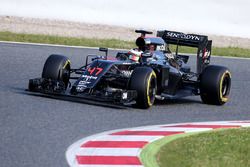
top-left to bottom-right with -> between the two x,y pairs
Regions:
61,64 -> 70,88
221,73 -> 230,97
147,73 -> 157,106
149,79 -> 156,103
220,71 -> 231,103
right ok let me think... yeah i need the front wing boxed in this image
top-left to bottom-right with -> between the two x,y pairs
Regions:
27,78 -> 137,108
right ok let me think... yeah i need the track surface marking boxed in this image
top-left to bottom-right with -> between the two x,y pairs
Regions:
66,121 -> 250,167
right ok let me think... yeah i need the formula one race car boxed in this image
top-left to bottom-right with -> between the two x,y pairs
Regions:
28,30 -> 231,108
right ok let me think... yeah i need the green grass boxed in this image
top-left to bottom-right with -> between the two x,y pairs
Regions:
212,47 -> 250,58
1,31 -> 250,58
156,128 -> 250,167
140,132 -> 194,167
0,31 -> 134,49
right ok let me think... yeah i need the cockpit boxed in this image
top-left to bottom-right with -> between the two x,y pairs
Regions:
135,30 -> 165,52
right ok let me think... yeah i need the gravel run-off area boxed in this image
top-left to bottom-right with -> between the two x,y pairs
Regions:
1,16 -> 250,49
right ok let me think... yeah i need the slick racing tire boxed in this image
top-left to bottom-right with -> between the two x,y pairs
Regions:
130,67 -> 157,109
200,65 -> 231,105
42,54 -> 71,89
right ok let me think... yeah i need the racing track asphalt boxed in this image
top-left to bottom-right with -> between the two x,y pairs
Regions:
0,42 -> 250,167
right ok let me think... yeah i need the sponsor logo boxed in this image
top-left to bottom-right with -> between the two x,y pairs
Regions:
81,75 -> 98,81
203,51 -> 211,59
199,50 -> 210,59
121,70 -> 132,77
121,62 -> 132,65
78,80 -> 91,85
165,32 -> 201,41
76,85 -> 86,91
78,75 -> 98,88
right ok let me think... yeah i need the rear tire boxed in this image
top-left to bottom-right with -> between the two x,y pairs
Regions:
200,65 -> 231,105
42,54 -> 71,89
130,67 -> 157,109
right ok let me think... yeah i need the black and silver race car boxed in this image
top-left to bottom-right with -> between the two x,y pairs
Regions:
28,30 -> 231,109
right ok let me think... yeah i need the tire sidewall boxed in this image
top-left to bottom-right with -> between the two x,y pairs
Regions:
130,67 -> 157,108
42,54 -> 71,88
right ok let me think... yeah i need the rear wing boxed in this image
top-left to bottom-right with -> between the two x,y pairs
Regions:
157,30 -> 212,74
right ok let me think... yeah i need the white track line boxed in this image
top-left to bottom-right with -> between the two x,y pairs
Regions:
131,127 -> 213,132
91,135 -> 162,142
187,122 -> 250,127
0,41 -> 125,51
77,165 -> 143,167
76,148 -> 141,156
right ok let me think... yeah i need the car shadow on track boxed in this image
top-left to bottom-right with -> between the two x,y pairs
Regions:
154,98 -> 202,106
10,87 -> 202,110
10,87 -> 128,109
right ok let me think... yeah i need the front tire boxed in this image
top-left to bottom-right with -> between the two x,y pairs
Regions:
130,67 -> 157,109
42,54 -> 71,89
200,65 -> 231,105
